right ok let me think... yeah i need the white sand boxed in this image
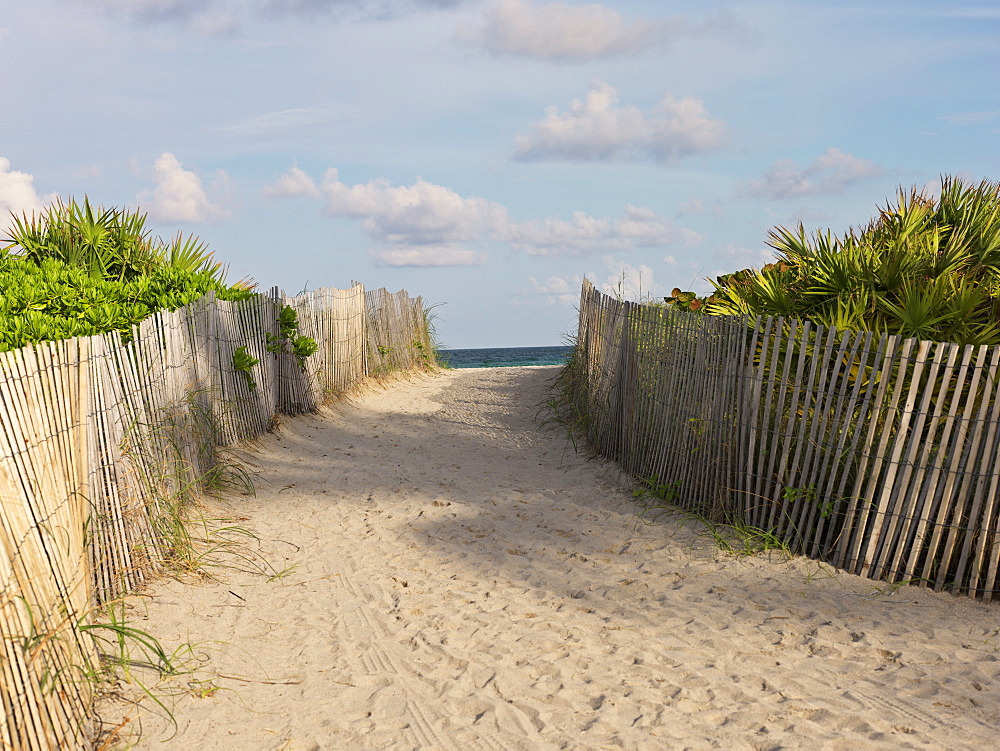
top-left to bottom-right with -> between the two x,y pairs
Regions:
98,367 -> 1000,749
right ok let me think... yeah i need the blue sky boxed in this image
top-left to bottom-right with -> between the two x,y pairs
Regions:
1,0 -> 998,348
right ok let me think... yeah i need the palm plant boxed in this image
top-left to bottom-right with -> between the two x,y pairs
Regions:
709,176 -> 1000,345
3,197 -> 240,287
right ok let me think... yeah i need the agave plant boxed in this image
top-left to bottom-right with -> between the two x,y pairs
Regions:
709,176 -> 1000,346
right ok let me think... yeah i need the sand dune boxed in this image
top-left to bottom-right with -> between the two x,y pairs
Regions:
98,367 -> 1000,749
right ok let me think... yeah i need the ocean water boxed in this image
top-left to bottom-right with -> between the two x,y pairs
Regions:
438,345 -> 572,369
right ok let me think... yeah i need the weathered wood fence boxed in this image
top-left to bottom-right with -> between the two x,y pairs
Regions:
572,279 -> 1000,600
0,283 -> 432,749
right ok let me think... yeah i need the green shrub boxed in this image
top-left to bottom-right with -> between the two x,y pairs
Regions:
707,176 -> 1000,345
1,198 -> 256,351
265,305 -> 317,368
231,346 -> 260,391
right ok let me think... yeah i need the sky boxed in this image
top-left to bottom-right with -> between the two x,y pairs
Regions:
1,1 -> 998,348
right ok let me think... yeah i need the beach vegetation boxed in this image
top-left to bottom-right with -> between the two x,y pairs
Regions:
4,593 -> 201,748
0,197 -> 256,352
84,596 -> 228,747
539,339 -> 592,452
698,518 -> 793,560
424,303 -> 456,368
670,176 -> 1000,346
629,475 -> 793,559
231,346 -> 260,391
116,386 -> 288,580
632,474 -> 682,519
265,304 -> 318,369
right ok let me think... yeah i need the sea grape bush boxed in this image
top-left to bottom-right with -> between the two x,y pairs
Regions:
231,345 -> 261,391
662,288 -> 712,313
0,254 -> 255,352
0,255 -> 256,351
265,305 -> 318,368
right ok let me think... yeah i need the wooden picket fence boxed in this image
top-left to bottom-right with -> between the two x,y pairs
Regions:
0,283 -> 433,750
572,279 -> 1000,601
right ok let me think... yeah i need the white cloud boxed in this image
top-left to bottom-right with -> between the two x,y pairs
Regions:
530,274 -> 573,294
596,256 -> 667,301
79,0 -> 198,17
369,246 -> 486,267
538,257 -> 694,304
740,148 -> 884,200
319,168 -> 507,265
514,81 -> 725,163
77,0 -> 465,33
940,111 -> 1000,126
220,105 -> 348,138
74,165 -> 103,179
281,168 -> 699,264
264,165 -> 321,198
509,204 -> 700,256
188,7 -> 238,34
459,0 -> 743,62
320,168 -> 510,245
139,152 -> 231,222
0,158 -> 57,234
75,0 -> 239,34
717,242 -> 775,269
675,196 -> 704,216
527,274 -> 582,306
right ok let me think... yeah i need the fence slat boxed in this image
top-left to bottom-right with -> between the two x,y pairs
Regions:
880,342 -> 956,583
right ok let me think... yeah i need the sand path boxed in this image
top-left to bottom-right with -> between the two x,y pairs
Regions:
101,367 -> 1000,750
